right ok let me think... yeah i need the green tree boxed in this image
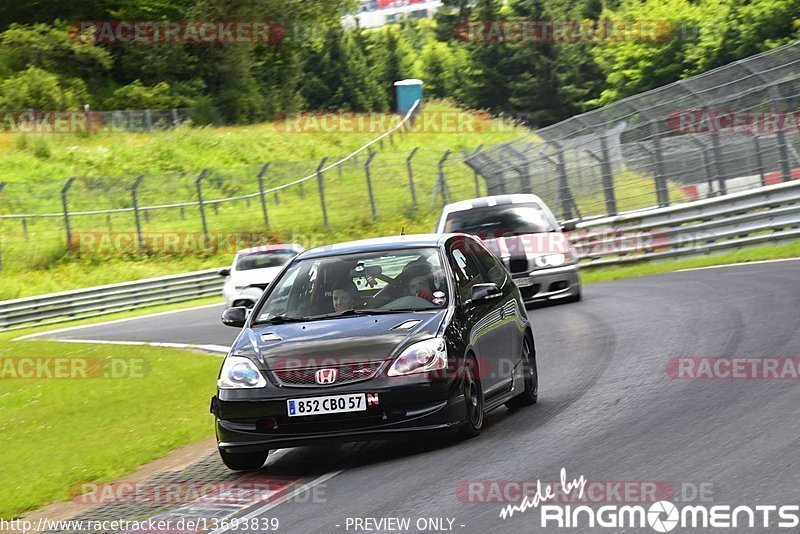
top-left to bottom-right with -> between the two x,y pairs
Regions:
0,66 -> 88,110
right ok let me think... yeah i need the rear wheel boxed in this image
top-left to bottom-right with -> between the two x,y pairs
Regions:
506,335 -> 538,409
457,356 -> 484,439
219,449 -> 269,471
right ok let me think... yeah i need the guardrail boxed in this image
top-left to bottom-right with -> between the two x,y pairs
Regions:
1,268 -> 224,330
571,179 -> 800,267
5,179 -> 800,330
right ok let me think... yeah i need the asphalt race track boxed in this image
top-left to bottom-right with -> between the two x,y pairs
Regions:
36,259 -> 800,533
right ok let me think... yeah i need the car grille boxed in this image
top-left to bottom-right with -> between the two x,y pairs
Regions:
520,284 -> 541,300
271,361 -> 384,387
508,258 -> 530,274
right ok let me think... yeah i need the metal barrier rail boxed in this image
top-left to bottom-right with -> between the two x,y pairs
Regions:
572,179 -> 800,267
5,179 -> 800,330
0,268 -> 224,330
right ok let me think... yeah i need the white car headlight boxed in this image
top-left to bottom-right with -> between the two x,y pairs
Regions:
534,253 -> 566,268
218,356 -> 267,389
388,338 -> 448,377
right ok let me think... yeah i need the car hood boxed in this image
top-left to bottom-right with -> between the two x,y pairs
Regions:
230,266 -> 284,287
481,232 -> 569,259
232,310 -> 447,370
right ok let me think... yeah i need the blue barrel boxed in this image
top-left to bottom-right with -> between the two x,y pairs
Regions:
394,79 -> 424,115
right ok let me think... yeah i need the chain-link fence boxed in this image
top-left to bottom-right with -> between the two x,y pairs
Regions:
0,144 -> 487,272
466,40 -> 800,221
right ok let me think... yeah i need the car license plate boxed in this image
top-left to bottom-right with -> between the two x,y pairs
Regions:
516,276 -> 534,288
287,393 -> 366,417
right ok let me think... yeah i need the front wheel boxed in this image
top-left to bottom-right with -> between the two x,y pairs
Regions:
457,356 -> 484,439
219,448 -> 269,471
506,335 -> 538,409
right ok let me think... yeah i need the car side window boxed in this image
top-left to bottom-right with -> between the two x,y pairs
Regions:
471,243 -> 508,287
448,242 -> 488,302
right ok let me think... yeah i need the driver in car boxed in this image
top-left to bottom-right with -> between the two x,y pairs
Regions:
332,284 -> 357,312
408,274 -> 435,302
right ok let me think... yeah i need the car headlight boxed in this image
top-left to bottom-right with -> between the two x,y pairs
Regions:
534,253 -> 566,268
534,249 -> 578,268
388,338 -> 448,376
218,356 -> 267,389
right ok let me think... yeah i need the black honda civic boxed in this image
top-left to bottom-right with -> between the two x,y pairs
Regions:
211,234 -> 538,470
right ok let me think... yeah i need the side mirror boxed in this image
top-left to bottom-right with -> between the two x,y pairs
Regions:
560,221 -> 577,232
219,268 -> 231,277
221,306 -> 248,328
466,283 -> 502,307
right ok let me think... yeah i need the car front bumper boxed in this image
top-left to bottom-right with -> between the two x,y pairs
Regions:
212,375 -> 465,453
512,264 -> 580,303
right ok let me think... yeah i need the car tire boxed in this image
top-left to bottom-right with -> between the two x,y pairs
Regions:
506,335 -> 538,409
219,449 -> 269,471
457,355 -> 484,439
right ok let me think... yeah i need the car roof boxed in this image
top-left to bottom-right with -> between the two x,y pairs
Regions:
298,234 -> 459,260
237,243 -> 303,255
441,194 -> 546,215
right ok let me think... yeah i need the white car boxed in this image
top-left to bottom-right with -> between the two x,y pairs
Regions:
436,194 -> 581,304
220,244 -> 304,308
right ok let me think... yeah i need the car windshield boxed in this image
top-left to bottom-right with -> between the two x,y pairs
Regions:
444,203 -> 558,236
235,250 -> 297,271
253,247 -> 448,322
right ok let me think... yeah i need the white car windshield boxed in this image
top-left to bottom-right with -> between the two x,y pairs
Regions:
254,247 -> 448,322
444,203 -> 558,236
235,251 -> 297,271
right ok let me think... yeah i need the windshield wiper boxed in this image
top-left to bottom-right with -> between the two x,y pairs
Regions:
258,314 -> 309,324
303,309 -> 419,320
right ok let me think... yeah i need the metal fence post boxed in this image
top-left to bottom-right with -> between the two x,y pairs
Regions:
769,86 -> 793,183
144,109 -> 153,132
550,142 -> 577,219
131,174 -> 145,250
688,138 -> 715,196
195,169 -> 209,236
256,163 -> 270,228
61,177 -> 76,250
649,126 -> 671,207
433,150 -> 452,206
171,108 -> 179,126
752,134 -> 767,186
316,158 -> 329,226
471,145 -> 484,197
598,136 -> 618,216
406,147 -> 419,207
365,152 -> 378,220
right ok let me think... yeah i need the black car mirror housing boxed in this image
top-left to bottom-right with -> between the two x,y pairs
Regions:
466,283 -> 502,307
219,267 -> 231,277
222,306 -> 248,328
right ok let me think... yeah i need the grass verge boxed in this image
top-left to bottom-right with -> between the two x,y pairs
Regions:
581,239 -> 800,284
0,299 -> 224,520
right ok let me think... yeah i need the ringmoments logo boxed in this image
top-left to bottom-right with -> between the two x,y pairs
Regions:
498,468 -> 800,531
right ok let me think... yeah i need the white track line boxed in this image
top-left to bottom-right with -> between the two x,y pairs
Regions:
33,337 -> 230,354
12,303 -> 223,341
677,256 -> 800,273
208,470 -> 344,534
